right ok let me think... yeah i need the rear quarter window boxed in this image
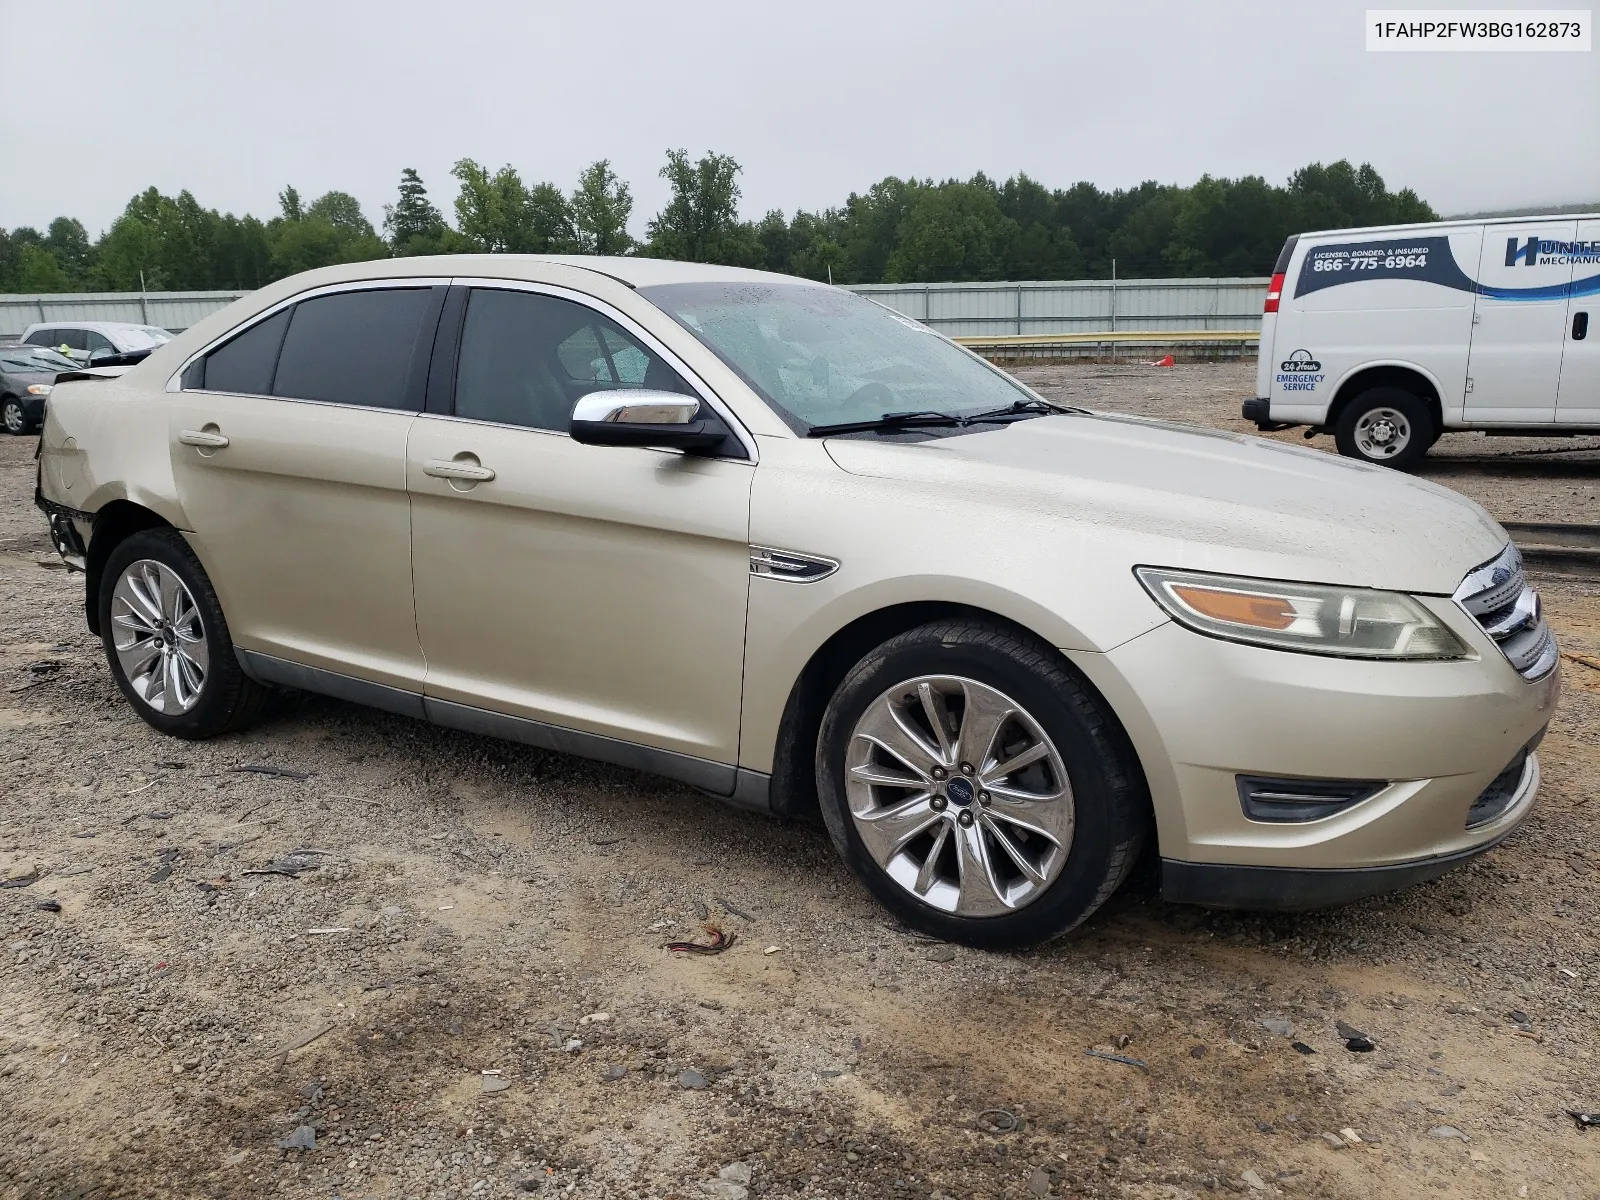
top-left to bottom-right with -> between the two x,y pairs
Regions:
195,308 -> 292,394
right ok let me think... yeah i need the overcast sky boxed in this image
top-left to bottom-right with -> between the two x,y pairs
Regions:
2,0 -> 1596,237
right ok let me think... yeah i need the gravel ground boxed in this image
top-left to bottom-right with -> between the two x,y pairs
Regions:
2,363 -> 1598,1199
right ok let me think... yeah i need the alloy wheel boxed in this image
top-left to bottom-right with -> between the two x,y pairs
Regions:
844,674 -> 1075,917
110,559 -> 210,715
2,400 -> 23,435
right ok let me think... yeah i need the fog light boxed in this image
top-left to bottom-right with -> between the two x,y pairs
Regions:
1236,775 -> 1385,823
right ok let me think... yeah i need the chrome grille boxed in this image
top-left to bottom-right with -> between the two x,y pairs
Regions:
1453,544 -> 1558,680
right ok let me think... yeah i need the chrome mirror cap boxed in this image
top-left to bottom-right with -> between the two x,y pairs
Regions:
572,390 -> 699,426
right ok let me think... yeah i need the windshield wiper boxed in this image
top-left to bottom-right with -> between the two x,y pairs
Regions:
961,397 -> 1087,421
804,410 -> 968,437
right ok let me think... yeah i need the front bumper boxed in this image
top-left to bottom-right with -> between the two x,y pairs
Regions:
1066,607 -> 1559,907
1162,750 -> 1540,909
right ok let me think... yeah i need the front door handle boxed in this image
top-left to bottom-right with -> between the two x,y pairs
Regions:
178,429 -> 230,449
423,458 -> 496,483
1575,311 -> 1590,341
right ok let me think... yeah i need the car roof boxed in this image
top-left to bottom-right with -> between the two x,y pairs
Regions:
23,320 -> 163,334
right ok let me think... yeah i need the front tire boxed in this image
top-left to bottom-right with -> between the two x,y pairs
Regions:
1334,386 -> 1433,469
99,528 -> 269,739
2,396 -> 28,435
815,619 -> 1148,948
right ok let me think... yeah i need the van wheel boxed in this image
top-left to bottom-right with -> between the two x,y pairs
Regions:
1334,387 -> 1433,469
99,527 -> 270,739
814,619 -> 1148,949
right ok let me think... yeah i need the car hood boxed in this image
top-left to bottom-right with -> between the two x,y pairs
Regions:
822,412 -> 1506,595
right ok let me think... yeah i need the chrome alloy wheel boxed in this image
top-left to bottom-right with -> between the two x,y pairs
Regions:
2,399 -> 24,434
1353,406 -> 1411,459
844,675 -> 1075,917
110,559 -> 210,715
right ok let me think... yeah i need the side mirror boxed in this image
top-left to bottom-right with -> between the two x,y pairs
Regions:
569,389 -> 732,452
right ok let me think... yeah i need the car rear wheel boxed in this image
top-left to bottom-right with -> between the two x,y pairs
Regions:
2,396 -> 28,435
1334,386 -> 1433,469
99,527 -> 269,739
815,619 -> 1148,948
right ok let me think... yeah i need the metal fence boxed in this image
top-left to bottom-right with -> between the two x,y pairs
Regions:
0,290 -> 247,338
845,277 -> 1268,337
1,276 -> 1268,345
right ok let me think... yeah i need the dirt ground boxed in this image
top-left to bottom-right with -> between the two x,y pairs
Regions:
2,361 -> 1598,1200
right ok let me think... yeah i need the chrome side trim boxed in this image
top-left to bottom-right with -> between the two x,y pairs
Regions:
234,650 -> 426,719
424,698 -> 738,796
749,545 -> 840,583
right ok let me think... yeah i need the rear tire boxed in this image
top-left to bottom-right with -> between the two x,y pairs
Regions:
99,527 -> 269,739
815,619 -> 1148,949
1334,386 -> 1433,470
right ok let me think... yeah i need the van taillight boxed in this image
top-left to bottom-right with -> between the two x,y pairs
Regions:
1263,272 -> 1285,313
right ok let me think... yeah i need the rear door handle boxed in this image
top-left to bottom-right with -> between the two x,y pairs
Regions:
423,459 -> 496,482
1575,311 -> 1589,341
178,429 -> 230,448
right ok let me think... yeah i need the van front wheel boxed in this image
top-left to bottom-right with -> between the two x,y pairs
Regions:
1334,387 -> 1433,470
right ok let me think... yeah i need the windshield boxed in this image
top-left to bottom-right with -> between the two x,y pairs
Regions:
138,326 -> 172,344
0,347 -> 77,372
637,282 -> 1035,432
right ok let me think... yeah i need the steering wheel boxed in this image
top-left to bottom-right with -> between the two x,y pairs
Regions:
845,380 -> 896,410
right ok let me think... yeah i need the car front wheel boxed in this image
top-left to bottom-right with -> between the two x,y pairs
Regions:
2,396 -> 28,435
815,619 -> 1148,948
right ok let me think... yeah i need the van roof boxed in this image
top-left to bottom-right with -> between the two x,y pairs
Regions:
1300,211 -> 1600,239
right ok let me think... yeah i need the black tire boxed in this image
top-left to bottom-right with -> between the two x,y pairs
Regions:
2,396 -> 28,436
815,619 -> 1148,949
1334,386 -> 1434,470
99,527 -> 270,739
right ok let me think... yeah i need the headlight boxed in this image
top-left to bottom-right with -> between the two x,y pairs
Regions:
1136,567 -> 1469,660
26,384 -> 53,396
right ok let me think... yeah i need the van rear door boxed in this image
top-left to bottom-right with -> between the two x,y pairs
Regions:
1255,236 -> 1296,402
1467,221 -> 1577,423
1555,218 -> 1600,425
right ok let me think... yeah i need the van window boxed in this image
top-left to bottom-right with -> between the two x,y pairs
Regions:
196,308 -> 292,394
272,288 -> 433,410
453,288 -> 694,432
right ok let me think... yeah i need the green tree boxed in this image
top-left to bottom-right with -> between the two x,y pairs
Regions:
451,159 -> 575,253
16,244 -> 72,292
266,188 -> 388,277
570,160 -> 634,255
644,149 -> 751,263
45,217 -> 94,283
384,167 -> 449,254
884,176 -> 1016,283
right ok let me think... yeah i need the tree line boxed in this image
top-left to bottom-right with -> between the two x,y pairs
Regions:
0,152 -> 1436,294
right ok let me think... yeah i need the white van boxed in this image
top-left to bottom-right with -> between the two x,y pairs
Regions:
1243,212 -> 1599,468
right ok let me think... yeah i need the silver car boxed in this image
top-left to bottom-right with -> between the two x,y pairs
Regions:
34,256 -> 1559,947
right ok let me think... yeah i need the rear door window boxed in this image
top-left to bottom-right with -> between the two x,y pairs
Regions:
195,308 -> 292,394
57,328 -> 88,352
272,288 -> 434,410
23,329 -> 54,346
